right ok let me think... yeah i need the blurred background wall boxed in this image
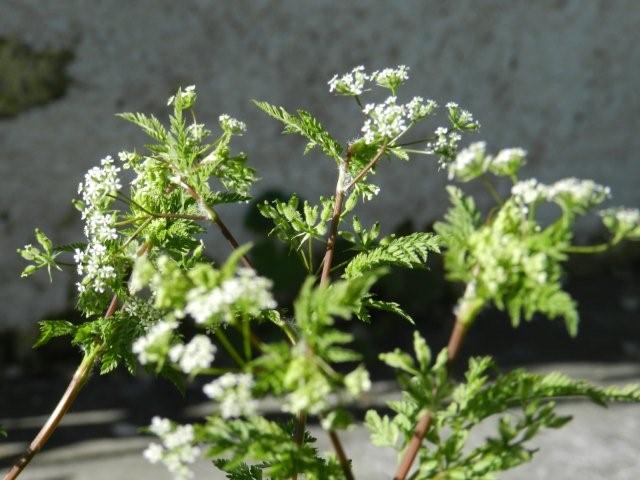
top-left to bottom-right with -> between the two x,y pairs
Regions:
1,0 -> 639,334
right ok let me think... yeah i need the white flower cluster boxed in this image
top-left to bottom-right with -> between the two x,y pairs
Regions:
512,177 -> 610,213
184,268 -> 276,325
447,141 -> 488,181
143,417 -> 200,480
600,207 -> 640,239
167,85 -> 195,107
601,207 -> 640,226
74,155 -> 122,293
512,179 -> 548,207
448,144 -> 527,182
361,96 -> 436,144
370,65 -> 410,91
547,178 -> 611,208
187,122 -> 207,141
446,102 -> 480,131
169,335 -> 216,375
328,65 -> 411,96
491,148 -> 527,176
428,126 -> 462,163
203,373 -> 257,418
219,114 -> 247,135
132,320 -> 178,366
328,65 -> 368,96
78,156 -> 122,208
471,228 -> 549,295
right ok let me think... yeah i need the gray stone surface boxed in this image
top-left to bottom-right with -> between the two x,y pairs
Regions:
1,363 -> 639,479
1,1 -> 639,330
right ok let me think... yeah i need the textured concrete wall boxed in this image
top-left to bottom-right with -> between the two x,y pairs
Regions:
1,0 -> 639,330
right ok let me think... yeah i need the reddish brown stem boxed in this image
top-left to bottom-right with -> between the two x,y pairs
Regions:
393,319 -> 468,480
303,149 -> 355,480
328,430 -> 355,480
181,182 -> 253,269
320,148 -> 352,286
4,244 -> 153,480
3,297 -> 123,480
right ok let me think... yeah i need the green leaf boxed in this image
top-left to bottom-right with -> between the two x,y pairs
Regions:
364,410 -> 400,447
364,298 -> 414,323
117,112 -> 168,143
413,331 -> 431,371
379,348 -> 417,374
34,320 -> 76,348
344,232 -> 440,279
254,101 -> 342,161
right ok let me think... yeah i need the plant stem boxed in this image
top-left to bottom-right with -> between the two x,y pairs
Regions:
4,243 -> 152,480
320,149 -> 353,286
344,142 -> 387,191
480,174 -> 503,205
565,243 -> 609,254
215,329 -> 246,368
329,430 -> 355,480
178,180 -> 254,270
295,146 -> 354,480
242,317 -> 252,362
393,316 -> 471,480
3,346 -> 103,480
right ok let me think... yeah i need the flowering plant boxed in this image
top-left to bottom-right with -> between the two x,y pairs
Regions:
7,66 -> 640,480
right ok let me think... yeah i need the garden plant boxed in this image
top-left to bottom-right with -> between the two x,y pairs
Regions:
5,66 -> 640,479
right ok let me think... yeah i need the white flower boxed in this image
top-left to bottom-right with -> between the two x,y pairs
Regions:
132,320 -> 178,366
547,178 -> 610,209
406,96 -> 437,122
448,142 -> 490,181
74,155 -> 124,294
599,207 -> 640,239
328,65 -> 368,96
78,156 -> 122,209
361,96 -> 408,144
428,127 -> 462,164
185,268 -> 276,325
143,442 -> 164,463
371,65 -> 409,92
490,148 -> 527,177
511,179 -> 549,207
219,114 -> 247,135
169,335 -> 216,374
203,373 -> 257,418
143,418 -> 200,480
446,102 -> 480,131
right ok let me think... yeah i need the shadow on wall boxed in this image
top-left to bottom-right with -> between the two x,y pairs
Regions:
0,36 -> 73,118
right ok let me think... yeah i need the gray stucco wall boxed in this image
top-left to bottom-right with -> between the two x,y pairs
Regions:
1,0 -> 639,330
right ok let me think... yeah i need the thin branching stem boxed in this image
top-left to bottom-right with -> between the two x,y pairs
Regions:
565,243 -> 610,254
344,142 -> 387,191
393,315 -> 470,480
215,329 -> 246,368
480,174 -> 503,205
4,242 -> 151,480
292,146 -> 355,480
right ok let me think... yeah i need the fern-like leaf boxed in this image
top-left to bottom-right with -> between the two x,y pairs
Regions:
254,101 -> 342,161
344,232 -> 440,279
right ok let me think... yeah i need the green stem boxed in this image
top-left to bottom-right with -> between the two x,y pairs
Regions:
565,243 -> 609,254
121,217 -> 152,249
215,328 -> 245,368
307,239 -> 314,274
480,174 -> 503,205
242,317 -> 252,362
